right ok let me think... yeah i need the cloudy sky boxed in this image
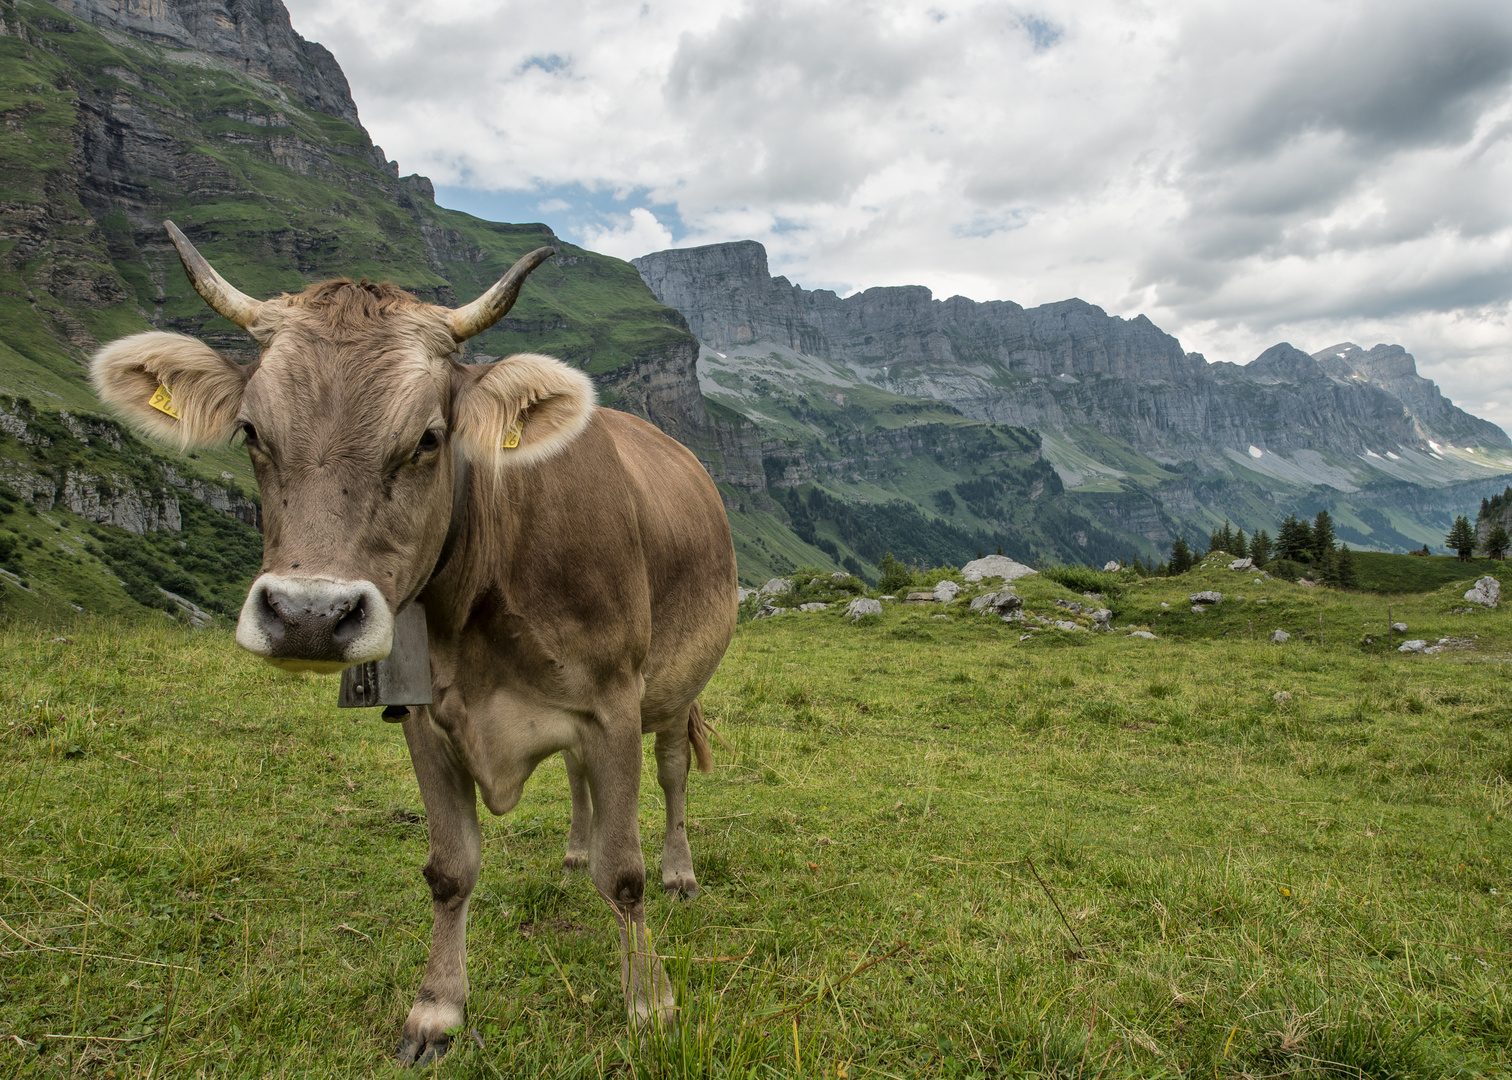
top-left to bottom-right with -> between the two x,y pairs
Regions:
283,0 -> 1512,430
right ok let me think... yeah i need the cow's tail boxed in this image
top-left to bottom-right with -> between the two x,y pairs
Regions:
688,700 -> 717,774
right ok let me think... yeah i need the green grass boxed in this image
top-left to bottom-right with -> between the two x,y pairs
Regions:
1352,552 -> 1512,595
2,567 -> 1509,1077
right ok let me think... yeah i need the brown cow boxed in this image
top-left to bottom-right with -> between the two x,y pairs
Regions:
91,223 -> 737,1065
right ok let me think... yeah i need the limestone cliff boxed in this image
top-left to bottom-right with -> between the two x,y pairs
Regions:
634,241 -> 1509,462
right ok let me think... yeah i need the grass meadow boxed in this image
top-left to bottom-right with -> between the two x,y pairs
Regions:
1,562 -> 1510,1078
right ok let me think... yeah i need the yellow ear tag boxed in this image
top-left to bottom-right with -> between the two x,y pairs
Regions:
501,417 -> 524,449
148,383 -> 181,419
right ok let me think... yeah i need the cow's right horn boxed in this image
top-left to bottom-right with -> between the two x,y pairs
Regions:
448,246 -> 557,342
164,220 -> 263,330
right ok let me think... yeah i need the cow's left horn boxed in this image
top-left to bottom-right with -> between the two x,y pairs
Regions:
164,220 -> 263,330
448,246 -> 557,342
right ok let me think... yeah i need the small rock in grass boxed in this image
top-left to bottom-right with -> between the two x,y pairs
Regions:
1464,576 -> 1500,608
1270,629 -> 1290,643
1228,558 -> 1254,571
971,591 -> 1023,615
1051,619 -> 1084,632
933,580 -> 961,603
1127,630 -> 1157,640
1273,691 -> 1292,705
844,598 -> 882,620
1160,601 -> 1169,608
798,602 -> 829,612
1391,622 -> 1408,632
1103,560 -> 1122,572
1189,591 -> 1224,604
932,614 -> 949,620
1398,639 -> 1428,653
758,577 -> 794,597
1191,605 -> 1207,614
753,603 -> 789,619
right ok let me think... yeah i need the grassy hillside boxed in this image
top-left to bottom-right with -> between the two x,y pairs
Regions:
1352,551 -> 1510,594
1,565 -> 1508,1076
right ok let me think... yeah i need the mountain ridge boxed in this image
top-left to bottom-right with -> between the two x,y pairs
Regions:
634,239 -> 1512,556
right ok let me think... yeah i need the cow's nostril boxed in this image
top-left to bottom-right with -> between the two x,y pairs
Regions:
332,595 -> 367,646
257,586 -> 285,645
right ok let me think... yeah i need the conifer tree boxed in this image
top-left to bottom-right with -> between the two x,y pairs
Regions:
1208,526 -> 1224,557
1169,537 -> 1193,575
1334,544 -> 1356,588
1233,528 -> 1248,558
1484,523 -> 1509,561
1276,515 -> 1312,561
1312,510 -> 1336,559
1250,529 -> 1272,567
1445,516 -> 1476,562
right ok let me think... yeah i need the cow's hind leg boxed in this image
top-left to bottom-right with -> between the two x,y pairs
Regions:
395,713 -> 482,1067
582,704 -> 675,1027
562,748 -> 592,872
654,726 -> 698,898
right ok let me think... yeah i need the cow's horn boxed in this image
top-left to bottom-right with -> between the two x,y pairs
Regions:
164,220 -> 263,330
448,246 -> 557,342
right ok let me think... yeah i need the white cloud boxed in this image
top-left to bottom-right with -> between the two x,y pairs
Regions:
578,208 -> 675,261
282,0 -> 1512,425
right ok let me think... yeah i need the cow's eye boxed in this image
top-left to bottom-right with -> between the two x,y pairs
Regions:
412,429 -> 443,461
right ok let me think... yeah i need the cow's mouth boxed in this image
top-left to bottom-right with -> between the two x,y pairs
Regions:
235,574 -> 395,671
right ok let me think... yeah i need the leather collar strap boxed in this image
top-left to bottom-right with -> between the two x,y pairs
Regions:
397,448 -> 469,613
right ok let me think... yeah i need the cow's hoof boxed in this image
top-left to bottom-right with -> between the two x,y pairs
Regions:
394,1031 -> 449,1068
562,851 -> 589,872
662,872 -> 699,899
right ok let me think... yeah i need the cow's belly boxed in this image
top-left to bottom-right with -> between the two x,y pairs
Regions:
431,684 -> 582,816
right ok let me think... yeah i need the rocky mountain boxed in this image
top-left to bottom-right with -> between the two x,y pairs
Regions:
0,0 -> 787,613
635,240 -> 1512,556
5,0 -> 1121,609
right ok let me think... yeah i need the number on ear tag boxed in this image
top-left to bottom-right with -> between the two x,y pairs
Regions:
501,417 -> 523,449
148,383 -> 180,419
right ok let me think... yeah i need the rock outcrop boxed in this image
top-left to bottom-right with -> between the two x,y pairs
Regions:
50,0 -> 361,125
634,241 -> 1510,463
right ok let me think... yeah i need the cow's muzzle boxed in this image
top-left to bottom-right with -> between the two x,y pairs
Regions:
235,575 -> 395,673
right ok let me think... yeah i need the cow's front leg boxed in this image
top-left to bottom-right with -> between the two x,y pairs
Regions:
561,748 -> 592,872
396,712 -> 481,1067
582,713 -> 675,1026
654,727 -> 698,898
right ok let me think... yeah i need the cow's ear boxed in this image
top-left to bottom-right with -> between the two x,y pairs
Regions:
91,331 -> 250,449
451,353 -> 595,469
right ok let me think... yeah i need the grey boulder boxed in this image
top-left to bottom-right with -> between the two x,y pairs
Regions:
933,580 -> 962,603
1126,630 -> 1157,640
759,577 -> 794,597
1189,591 -> 1224,604
1398,639 -> 1428,653
1270,629 -> 1290,643
1391,622 -> 1408,632
970,591 -> 1024,615
845,598 -> 883,620
1464,576 -> 1501,608
961,555 -> 1037,583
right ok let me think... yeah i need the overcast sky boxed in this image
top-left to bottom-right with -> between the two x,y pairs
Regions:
283,0 -> 1512,431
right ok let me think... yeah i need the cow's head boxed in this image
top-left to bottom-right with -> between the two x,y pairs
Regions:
91,222 -> 594,673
